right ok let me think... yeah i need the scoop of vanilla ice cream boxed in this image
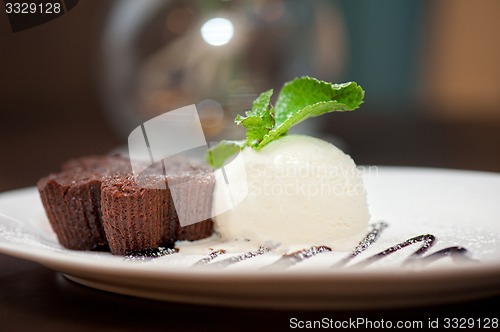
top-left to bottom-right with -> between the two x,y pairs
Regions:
213,135 -> 370,249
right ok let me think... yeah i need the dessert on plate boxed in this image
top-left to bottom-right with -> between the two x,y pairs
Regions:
38,76 -> 367,255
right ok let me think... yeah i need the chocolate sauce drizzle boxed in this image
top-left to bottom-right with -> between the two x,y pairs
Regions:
412,246 -> 475,266
333,221 -> 388,267
125,221 -> 474,269
263,246 -> 332,269
350,233 -> 436,268
206,221 -> 472,269
194,249 -> 227,266
203,242 -> 280,268
124,247 -> 178,261
348,232 -> 475,268
336,222 -> 472,269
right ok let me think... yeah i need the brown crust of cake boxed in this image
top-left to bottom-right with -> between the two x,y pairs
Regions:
167,174 -> 215,241
100,174 -> 167,255
177,219 -> 213,241
162,188 -> 179,247
37,172 -> 107,250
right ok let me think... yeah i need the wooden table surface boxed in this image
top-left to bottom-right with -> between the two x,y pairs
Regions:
1,252 -> 499,331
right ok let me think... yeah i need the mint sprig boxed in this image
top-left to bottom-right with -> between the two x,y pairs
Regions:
207,76 -> 364,167
235,89 -> 274,148
207,140 -> 245,169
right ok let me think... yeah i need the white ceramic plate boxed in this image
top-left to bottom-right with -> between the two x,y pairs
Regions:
0,167 -> 499,309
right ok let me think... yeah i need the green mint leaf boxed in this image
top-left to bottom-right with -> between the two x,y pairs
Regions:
258,100 -> 359,148
274,77 -> 364,126
206,140 -> 245,168
205,77 -> 365,167
235,89 -> 274,147
254,78 -> 364,150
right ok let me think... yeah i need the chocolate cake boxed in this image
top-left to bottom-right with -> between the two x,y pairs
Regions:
37,155 -> 215,254
166,171 -> 215,242
37,170 -> 109,250
100,174 -> 167,255
158,157 -> 215,241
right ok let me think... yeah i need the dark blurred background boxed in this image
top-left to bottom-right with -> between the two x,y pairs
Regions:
1,0 -> 499,192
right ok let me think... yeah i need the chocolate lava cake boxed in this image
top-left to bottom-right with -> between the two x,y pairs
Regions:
37,155 -> 215,254
37,170 -> 109,250
100,173 -> 167,255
